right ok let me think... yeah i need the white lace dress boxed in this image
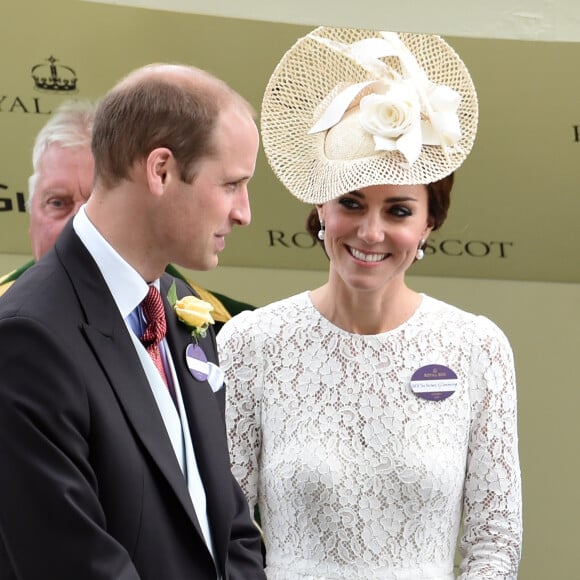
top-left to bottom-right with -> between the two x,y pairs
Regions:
218,292 -> 522,580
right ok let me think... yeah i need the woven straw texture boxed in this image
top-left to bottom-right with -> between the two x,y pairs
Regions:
261,27 -> 478,204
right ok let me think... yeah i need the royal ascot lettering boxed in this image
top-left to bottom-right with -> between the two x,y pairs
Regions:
425,239 -> 513,258
267,230 -> 513,259
0,96 -> 51,115
267,230 -> 317,249
0,185 -> 26,213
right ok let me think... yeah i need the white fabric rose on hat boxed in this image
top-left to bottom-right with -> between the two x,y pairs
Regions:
359,80 -> 422,165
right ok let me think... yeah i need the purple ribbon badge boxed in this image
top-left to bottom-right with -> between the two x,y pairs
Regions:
185,343 -> 209,381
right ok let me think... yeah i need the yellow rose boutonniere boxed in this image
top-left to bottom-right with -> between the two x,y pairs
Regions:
167,281 -> 215,341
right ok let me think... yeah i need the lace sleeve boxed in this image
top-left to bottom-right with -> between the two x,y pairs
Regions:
458,317 -> 522,579
218,314 -> 263,509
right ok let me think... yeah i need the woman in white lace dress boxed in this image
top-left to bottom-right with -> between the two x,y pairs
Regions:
218,27 -> 522,579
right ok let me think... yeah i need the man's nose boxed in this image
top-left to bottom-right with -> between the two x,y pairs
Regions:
232,188 -> 251,226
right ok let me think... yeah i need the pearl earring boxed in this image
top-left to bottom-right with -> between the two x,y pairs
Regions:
416,240 -> 425,261
317,221 -> 325,241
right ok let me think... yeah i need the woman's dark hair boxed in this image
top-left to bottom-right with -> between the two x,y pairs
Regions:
305,172 -> 455,253
427,172 -> 454,231
305,207 -> 328,256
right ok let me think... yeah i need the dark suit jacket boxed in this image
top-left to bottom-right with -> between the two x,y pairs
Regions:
0,222 -> 265,580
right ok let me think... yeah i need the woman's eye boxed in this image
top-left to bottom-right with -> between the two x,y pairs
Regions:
338,197 -> 360,209
390,205 -> 412,217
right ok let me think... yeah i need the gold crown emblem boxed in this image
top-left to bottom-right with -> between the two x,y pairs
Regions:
31,56 -> 77,92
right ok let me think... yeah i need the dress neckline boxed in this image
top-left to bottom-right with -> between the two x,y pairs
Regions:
304,291 -> 428,338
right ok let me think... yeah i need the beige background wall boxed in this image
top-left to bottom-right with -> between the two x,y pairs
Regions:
2,0 -> 580,284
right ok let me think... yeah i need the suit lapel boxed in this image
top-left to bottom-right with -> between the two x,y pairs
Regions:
55,224 -> 203,536
160,276 -> 232,566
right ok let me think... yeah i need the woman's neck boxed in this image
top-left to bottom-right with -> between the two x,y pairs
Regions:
310,280 -> 421,335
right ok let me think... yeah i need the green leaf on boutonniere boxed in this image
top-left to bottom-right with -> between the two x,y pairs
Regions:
167,281 -> 178,308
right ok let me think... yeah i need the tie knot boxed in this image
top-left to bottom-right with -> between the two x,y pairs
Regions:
140,286 -> 166,349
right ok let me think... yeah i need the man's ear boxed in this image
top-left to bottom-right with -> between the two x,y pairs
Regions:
146,148 -> 174,195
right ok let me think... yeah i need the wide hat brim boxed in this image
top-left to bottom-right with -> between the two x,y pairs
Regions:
261,26 -> 478,204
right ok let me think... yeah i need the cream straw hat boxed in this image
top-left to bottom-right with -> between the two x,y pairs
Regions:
261,26 -> 478,204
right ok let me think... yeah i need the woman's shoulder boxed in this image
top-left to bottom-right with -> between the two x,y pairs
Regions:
420,294 -> 511,344
218,291 -> 311,340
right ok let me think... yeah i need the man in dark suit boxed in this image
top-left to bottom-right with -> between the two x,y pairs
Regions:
0,63 -> 265,579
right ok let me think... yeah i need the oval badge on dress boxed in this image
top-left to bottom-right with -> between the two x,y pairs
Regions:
410,364 -> 458,401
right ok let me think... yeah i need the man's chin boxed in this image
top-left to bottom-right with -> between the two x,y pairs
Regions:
177,256 -> 219,272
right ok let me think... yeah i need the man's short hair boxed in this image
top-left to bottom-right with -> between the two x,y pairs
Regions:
91,64 -> 255,189
28,100 -> 98,207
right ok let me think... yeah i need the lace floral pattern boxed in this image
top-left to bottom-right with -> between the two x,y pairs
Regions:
218,293 -> 521,579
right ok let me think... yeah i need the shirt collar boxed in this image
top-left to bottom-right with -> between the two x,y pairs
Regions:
73,205 -> 158,319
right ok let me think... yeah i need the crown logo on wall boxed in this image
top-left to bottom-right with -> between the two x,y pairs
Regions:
31,56 -> 78,92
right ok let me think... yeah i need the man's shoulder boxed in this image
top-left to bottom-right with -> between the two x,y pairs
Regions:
0,260 -> 35,298
0,255 -> 78,320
